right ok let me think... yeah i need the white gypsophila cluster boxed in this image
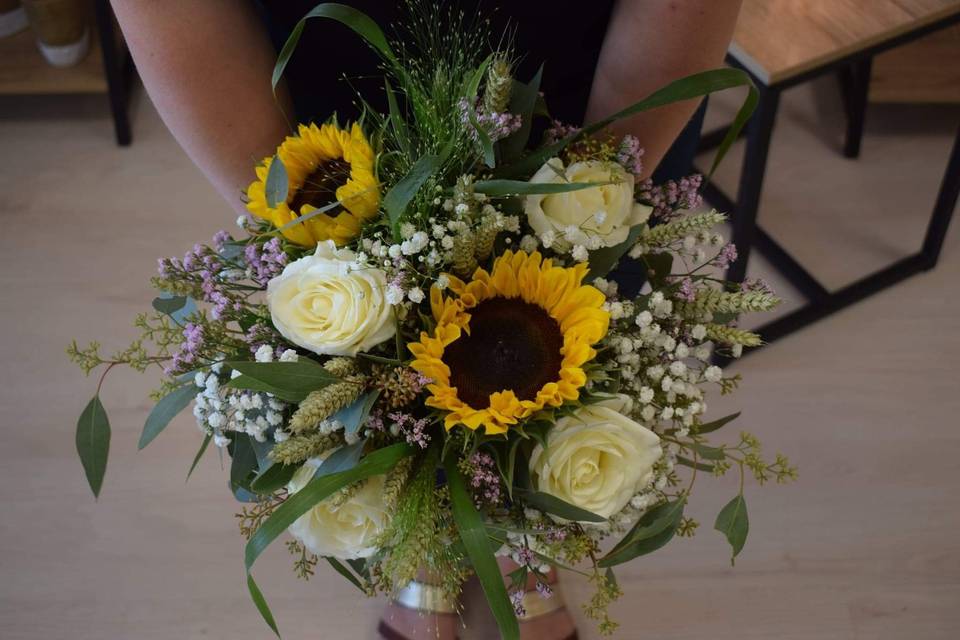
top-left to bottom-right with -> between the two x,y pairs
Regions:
192,347 -> 296,447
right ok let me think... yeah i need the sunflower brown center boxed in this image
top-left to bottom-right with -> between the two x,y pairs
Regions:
444,297 -> 564,408
288,158 -> 351,213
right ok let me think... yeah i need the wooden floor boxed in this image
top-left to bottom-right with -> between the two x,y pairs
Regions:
0,80 -> 958,639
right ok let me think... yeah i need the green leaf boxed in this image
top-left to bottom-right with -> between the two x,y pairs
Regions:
714,494 -> 749,565
602,499 -> 685,565
265,155 -> 288,208
499,66 -> 543,163
316,440 -> 365,477
272,3 -> 395,92
186,432 -> 212,481
230,434 -> 260,497
676,455 -> 714,473
696,411 -> 741,435
642,252 -> 675,288
586,225 -> 644,281
224,360 -> 339,403
331,390 -> 380,436
472,179 -> 609,197
599,499 -> 685,568
76,395 -> 110,498
444,457 -> 519,640
384,78 -> 412,156
138,383 -> 195,450
499,67 -> 756,179
519,490 -> 606,523
384,154 -> 443,237
244,443 -> 414,633
469,110 -> 496,168
324,556 -> 366,592
250,462 -> 297,494
688,442 -> 726,461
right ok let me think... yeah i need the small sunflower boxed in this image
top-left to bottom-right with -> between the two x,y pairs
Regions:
246,122 -> 380,246
409,251 -> 609,435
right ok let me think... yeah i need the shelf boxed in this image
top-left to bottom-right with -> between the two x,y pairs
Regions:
0,22 -> 106,94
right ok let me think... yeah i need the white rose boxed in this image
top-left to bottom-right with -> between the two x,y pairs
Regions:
267,241 -> 395,356
286,458 -> 389,559
525,159 -> 652,250
529,395 -> 662,521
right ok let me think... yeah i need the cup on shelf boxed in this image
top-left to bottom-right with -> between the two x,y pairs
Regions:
22,0 -> 90,67
0,0 -> 29,38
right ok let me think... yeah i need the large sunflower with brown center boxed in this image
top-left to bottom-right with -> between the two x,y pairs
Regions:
246,122 -> 379,246
409,251 -> 610,435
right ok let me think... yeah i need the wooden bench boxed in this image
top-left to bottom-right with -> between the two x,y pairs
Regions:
701,0 -> 960,357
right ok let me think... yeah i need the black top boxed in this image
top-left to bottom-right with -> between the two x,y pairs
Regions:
257,1 -> 615,126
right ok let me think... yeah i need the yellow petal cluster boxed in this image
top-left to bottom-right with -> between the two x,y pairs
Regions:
408,250 -> 609,435
246,122 -> 379,246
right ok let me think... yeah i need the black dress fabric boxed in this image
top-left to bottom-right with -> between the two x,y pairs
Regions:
256,1 -> 615,126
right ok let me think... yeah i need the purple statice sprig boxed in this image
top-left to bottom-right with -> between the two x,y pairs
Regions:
638,173 -> 704,221
463,451 -> 503,507
458,97 -> 522,143
387,411 -> 431,449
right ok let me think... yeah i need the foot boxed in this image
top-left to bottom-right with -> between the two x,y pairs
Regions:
498,558 -> 577,640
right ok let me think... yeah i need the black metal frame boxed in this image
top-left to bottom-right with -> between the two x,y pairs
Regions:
698,12 -> 960,363
93,0 -> 135,146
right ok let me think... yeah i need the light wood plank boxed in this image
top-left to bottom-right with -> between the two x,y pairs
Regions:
732,0 -> 960,85
870,24 -> 960,102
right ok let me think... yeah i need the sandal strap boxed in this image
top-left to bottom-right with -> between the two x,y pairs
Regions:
515,586 -> 565,621
392,579 -> 458,615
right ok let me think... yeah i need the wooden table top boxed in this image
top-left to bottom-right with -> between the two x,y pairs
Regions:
730,0 -> 960,85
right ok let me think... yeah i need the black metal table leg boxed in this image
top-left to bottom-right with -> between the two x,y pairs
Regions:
93,0 -> 131,146
920,125 -> 960,267
726,85 -> 781,285
841,57 -> 872,158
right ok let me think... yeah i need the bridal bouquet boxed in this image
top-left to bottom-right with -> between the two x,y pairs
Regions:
69,3 -> 795,637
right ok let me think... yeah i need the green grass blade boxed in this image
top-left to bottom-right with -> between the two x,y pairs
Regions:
444,457 -> 519,640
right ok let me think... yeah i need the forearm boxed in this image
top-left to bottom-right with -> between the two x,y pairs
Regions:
586,0 -> 742,178
111,0 -> 292,215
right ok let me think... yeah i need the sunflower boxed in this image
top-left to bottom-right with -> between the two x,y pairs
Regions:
246,122 -> 380,246
408,251 -> 609,435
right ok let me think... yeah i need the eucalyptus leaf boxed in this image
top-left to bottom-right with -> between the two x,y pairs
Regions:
518,490 -> 606,523
76,395 -> 110,498
151,294 -> 197,324
676,455 -> 715,473
696,411 -> 741,435
265,154 -> 288,208
251,462 -> 297,494
601,499 -> 685,567
244,444 -> 414,634
331,390 -> 380,436
186,432 -> 212,481
225,360 -> 339,403
714,494 -> 749,565
445,457 -> 519,640
315,440 -> 366,478
230,433 -> 259,496
688,442 -> 726,461
586,225 -> 643,281
138,383 -> 196,450
272,3 -> 395,92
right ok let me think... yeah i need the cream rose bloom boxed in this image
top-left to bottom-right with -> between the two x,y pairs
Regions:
525,159 -> 651,249
286,458 -> 389,559
267,240 -> 395,356
529,395 -> 662,521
